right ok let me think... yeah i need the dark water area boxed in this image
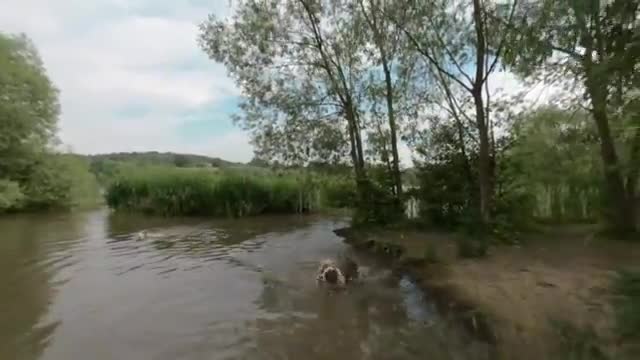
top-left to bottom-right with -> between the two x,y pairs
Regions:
0,210 -> 491,360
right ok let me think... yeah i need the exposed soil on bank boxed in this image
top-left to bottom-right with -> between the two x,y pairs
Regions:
335,225 -> 640,359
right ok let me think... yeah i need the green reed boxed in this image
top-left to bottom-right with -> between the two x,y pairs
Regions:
105,166 -> 355,217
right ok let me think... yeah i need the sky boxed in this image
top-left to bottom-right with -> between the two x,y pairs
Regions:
0,0 -> 254,162
0,0 -> 554,165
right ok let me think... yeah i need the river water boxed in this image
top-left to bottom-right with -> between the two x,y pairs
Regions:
0,210 -> 491,360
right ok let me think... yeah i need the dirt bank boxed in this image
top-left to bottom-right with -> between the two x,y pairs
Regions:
335,225 -> 640,359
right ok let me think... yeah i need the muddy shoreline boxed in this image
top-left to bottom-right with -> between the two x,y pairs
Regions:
334,227 -> 498,349
334,225 -> 640,360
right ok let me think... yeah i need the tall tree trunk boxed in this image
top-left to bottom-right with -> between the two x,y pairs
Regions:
435,70 -> 474,192
347,120 -> 360,177
346,101 -> 366,180
346,102 -> 371,212
359,0 -> 402,202
453,114 -> 474,191
298,0 -> 368,191
473,0 -> 492,225
381,56 -> 403,202
585,74 -> 636,233
375,120 -> 394,190
474,91 -> 492,225
350,103 -> 366,172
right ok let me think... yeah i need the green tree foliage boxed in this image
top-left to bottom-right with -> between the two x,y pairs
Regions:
503,0 -> 640,233
505,107 -> 601,223
198,0 -> 363,169
413,105 -> 605,236
0,33 -> 59,179
413,122 -> 477,228
0,179 -> 24,212
356,0 -> 408,202
613,270 -> 640,340
11,153 -> 100,211
0,32 -> 99,212
20,154 -> 74,209
195,0 -> 638,233
199,0 -> 408,223
390,0 -> 521,226
60,155 -> 102,209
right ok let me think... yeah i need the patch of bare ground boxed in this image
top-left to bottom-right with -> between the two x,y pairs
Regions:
340,225 -> 640,359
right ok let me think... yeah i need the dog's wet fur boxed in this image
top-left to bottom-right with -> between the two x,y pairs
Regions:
316,257 -> 359,287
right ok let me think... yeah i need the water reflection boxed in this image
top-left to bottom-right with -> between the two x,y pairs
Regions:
0,212 -> 91,360
1,210 -> 492,360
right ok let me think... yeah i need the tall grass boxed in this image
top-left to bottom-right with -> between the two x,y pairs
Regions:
105,166 -> 355,217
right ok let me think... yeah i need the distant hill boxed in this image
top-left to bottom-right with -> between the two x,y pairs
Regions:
86,151 -> 242,168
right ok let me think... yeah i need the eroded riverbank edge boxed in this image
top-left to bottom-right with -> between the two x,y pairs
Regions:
334,225 -> 640,360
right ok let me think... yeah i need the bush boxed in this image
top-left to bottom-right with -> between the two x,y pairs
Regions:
613,270 -> 640,339
60,155 -> 102,209
352,177 -> 403,226
20,156 -> 72,210
552,320 -> 607,360
0,179 -> 24,211
414,154 -> 476,229
19,154 -> 100,211
320,176 -> 357,208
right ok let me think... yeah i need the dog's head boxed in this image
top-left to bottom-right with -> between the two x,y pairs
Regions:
317,259 -> 345,286
318,259 -> 335,273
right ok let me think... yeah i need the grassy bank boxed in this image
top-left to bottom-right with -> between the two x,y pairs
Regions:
105,166 -> 356,217
335,225 -> 640,359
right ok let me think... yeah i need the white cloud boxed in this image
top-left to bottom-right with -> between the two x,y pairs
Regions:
1,0 -> 249,161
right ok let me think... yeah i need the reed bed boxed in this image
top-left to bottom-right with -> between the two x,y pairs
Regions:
105,166 -> 355,217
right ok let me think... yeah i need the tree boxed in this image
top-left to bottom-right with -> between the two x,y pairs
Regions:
413,121 -> 478,227
0,33 -> 99,212
505,106 -> 601,222
357,0 -> 405,202
504,0 -> 640,233
0,33 -> 60,181
0,179 -> 24,212
387,0 -> 521,226
199,0 -> 371,200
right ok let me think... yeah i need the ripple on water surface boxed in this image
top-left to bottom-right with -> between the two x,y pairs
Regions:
1,211 -> 492,360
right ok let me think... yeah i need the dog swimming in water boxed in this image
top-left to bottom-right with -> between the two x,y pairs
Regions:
316,257 -> 359,288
